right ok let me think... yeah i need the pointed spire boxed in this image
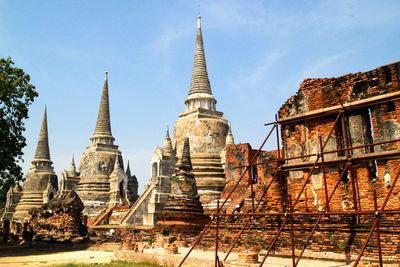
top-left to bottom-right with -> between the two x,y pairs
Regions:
188,15 -> 213,96
34,106 -> 51,161
166,125 -> 171,139
14,184 -> 22,192
93,72 -> 112,137
226,121 -> 235,146
69,154 -> 76,174
179,138 -> 192,172
163,125 -> 174,153
126,160 -> 131,177
113,154 -> 122,172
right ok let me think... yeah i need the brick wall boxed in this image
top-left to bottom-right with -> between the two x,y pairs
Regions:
278,62 -> 400,213
222,144 -> 282,213
206,62 -> 400,263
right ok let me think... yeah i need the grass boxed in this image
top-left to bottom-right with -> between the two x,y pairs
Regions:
47,260 -> 167,267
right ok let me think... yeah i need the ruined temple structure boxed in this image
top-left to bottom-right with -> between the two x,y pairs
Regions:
13,107 -> 58,220
125,161 -> 139,205
220,121 -> 235,171
220,143 -> 279,214
156,138 -> 210,236
1,185 -> 23,221
29,190 -> 87,239
75,73 -> 138,218
190,61 -> 400,265
58,154 -> 80,193
278,61 -> 400,215
121,16 -> 231,226
121,127 -> 177,226
171,15 -> 230,203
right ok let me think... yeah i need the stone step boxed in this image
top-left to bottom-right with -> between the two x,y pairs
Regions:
194,174 -> 226,180
192,161 -> 223,166
192,170 -> 225,177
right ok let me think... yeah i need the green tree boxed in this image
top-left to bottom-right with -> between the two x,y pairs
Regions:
0,57 -> 38,207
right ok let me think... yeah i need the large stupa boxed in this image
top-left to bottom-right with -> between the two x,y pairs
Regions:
13,107 -> 58,220
75,73 -> 138,216
172,15 -> 230,203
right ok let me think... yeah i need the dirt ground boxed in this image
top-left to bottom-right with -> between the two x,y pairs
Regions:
0,244 -> 373,267
135,247 -> 353,267
0,246 -> 115,267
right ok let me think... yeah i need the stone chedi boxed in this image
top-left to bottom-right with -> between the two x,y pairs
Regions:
220,121 -> 235,171
1,185 -> 23,221
172,15 -> 231,203
125,161 -> 139,203
13,107 -> 58,220
157,137 -> 209,230
225,121 -> 235,146
121,127 -> 177,226
75,73 -> 138,216
58,154 -> 80,193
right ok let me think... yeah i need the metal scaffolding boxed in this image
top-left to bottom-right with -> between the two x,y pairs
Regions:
179,102 -> 400,267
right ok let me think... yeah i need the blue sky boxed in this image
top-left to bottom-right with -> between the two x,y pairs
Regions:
1,0 -> 399,193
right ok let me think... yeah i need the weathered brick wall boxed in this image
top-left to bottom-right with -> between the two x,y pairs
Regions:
197,214 -> 400,262
279,62 -> 400,118
278,62 -> 400,212
29,191 -> 87,239
200,62 -> 400,263
275,61 -> 400,260
222,144 -> 282,213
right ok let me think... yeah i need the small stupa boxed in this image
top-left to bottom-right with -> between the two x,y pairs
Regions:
156,137 -> 210,234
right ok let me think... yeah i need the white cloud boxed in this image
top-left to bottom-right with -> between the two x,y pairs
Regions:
229,49 -> 286,93
203,0 -> 266,32
150,24 -> 193,52
301,49 -> 356,78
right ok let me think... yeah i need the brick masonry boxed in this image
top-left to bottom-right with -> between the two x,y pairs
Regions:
197,62 -> 400,264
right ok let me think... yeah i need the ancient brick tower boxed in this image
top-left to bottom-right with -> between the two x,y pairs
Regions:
172,15 -> 230,203
75,73 -> 136,216
13,107 -> 58,220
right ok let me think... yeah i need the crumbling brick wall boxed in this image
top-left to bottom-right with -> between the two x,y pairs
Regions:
279,62 -> 400,212
29,191 -> 87,239
221,144 -> 282,213
275,61 -> 400,260
198,62 -> 400,263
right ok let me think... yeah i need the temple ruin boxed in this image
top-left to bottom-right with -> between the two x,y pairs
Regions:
121,127 -> 177,226
3,73 -> 139,224
1,185 -> 22,221
121,15 -> 231,226
155,138 -> 210,236
13,107 -> 58,221
172,15 -> 230,204
75,72 -> 138,220
2,14 -> 400,267
180,61 -> 400,266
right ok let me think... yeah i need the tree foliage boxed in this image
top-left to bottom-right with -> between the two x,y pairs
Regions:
0,57 -> 38,206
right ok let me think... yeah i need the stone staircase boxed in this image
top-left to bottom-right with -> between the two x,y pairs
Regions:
90,206 -> 114,226
120,183 -> 156,226
191,155 -> 227,202
108,205 -> 130,225
206,181 -> 255,215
